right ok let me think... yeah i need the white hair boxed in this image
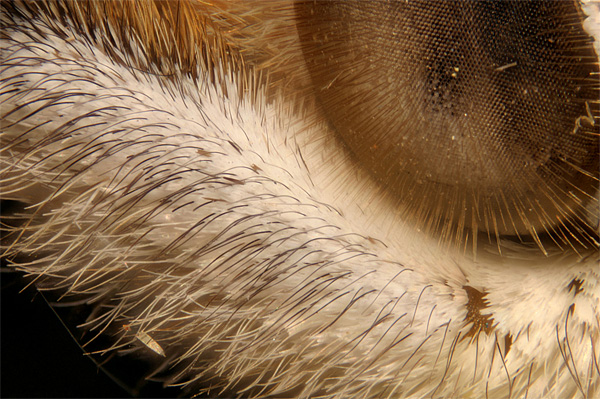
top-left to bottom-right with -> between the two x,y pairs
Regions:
1,1 -> 598,398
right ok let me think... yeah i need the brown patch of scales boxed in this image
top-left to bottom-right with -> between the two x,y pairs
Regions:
462,285 -> 495,340
504,333 -> 513,357
568,278 -> 584,297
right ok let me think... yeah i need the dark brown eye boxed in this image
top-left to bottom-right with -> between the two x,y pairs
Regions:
296,0 -> 599,253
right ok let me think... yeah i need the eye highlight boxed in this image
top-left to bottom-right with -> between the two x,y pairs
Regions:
296,0 -> 599,253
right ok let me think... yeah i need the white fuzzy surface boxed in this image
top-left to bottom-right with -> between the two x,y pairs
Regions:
1,3 -> 599,399
583,0 -> 600,57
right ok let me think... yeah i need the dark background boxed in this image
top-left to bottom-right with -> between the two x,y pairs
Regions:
1,271 -> 184,398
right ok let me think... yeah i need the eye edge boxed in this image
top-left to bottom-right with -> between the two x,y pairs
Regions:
294,0 -> 600,256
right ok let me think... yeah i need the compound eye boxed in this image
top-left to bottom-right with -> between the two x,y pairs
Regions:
296,1 -> 599,251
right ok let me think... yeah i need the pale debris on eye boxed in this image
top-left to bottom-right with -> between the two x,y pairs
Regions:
495,61 -> 517,72
136,331 -> 166,357
571,101 -> 596,135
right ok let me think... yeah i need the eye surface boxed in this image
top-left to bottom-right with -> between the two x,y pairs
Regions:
296,0 -> 599,250
1,1 -> 599,398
